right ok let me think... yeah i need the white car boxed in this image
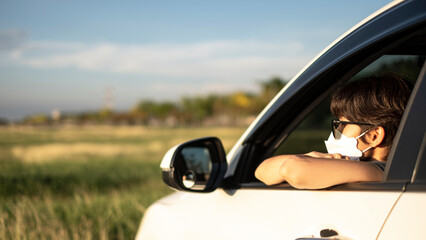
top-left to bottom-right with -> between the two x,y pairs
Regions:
136,0 -> 426,239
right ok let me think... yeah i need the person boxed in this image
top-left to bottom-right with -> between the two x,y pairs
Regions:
255,74 -> 413,189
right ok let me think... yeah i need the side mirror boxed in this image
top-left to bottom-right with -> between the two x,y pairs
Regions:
160,137 -> 228,192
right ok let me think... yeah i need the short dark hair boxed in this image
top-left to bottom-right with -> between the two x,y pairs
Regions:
330,74 -> 413,147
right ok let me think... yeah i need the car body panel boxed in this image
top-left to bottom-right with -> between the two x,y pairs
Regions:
137,189 -> 402,239
378,192 -> 426,239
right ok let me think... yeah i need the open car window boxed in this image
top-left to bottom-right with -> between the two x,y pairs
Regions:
230,23 -> 426,188
242,28 -> 426,189
274,54 -> 422,157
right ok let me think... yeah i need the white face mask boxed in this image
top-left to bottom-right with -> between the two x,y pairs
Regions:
324,131 -> 372,161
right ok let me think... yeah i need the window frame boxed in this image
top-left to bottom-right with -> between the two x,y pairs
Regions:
239,59 -> 425,192
225,23 -> 426,191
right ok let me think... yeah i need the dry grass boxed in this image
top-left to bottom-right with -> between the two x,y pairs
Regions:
12,143 -> 161,162
0,125 -> 246,239
2,125 -> 244,162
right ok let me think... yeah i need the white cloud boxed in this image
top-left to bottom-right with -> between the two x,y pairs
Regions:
3,39 -> 312,81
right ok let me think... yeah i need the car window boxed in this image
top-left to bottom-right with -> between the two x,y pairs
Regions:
273,54 -> 423,157
239,29 -> 426,187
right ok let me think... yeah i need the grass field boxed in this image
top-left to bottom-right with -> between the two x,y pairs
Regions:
0,125 -> 246,240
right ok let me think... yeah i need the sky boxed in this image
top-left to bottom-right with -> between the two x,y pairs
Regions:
0,0 -> 391,121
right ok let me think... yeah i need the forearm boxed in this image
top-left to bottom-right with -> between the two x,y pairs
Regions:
280,156 -> 383,189
256,154 -> 384,189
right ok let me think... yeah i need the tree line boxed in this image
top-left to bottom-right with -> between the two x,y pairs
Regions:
20,77 -> 288,127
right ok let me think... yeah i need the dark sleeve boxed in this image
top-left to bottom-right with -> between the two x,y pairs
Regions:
370,161 -> 386,171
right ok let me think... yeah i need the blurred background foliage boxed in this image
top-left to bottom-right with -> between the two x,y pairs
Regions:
14,77 -> 287,127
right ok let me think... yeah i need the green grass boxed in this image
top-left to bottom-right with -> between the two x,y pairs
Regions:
0,126 -> 246,240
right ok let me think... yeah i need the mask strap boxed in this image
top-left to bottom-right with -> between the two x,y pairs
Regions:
362,146 -> 373,153
355,129 -> 371,140
357,129 -> 374,154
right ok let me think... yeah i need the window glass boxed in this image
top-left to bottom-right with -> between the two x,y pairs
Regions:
353,55 -> 421,84
273,55 -> 423,157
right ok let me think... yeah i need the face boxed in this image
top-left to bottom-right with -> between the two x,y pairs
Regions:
339,117 -> 363,138
339,117 -> 371,152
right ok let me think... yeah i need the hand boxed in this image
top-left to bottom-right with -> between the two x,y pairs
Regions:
305,151 -> 350,160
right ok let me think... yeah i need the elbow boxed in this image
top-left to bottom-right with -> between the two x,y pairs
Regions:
281,170 -> 308,189
255,155 -> 307,186
279,157 -> 310,189
255,160 -> 286,186
255,167 -> 277,186
254,168 -> 264,183
286,176 -> 309,189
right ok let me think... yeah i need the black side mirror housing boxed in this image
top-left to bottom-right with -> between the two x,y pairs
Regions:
160,137 -> 228,192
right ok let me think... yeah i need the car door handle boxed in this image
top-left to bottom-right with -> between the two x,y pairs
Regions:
295,238 -> 339,240
296,229 -> 341,239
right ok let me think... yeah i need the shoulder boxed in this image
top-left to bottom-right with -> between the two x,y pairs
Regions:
366,160 -> 387,171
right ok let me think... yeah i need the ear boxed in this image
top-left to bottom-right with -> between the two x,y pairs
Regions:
367,126 -> 386,147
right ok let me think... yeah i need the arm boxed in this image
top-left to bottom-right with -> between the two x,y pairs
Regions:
255,153 -> 383,189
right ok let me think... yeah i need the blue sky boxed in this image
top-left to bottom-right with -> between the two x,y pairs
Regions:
0,0 -> 391,120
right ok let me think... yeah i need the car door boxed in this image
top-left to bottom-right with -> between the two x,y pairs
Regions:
182,62 -> 422,240
193,8 -> 425,240
189,10 -> 426,240
197,60 -> 425,240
